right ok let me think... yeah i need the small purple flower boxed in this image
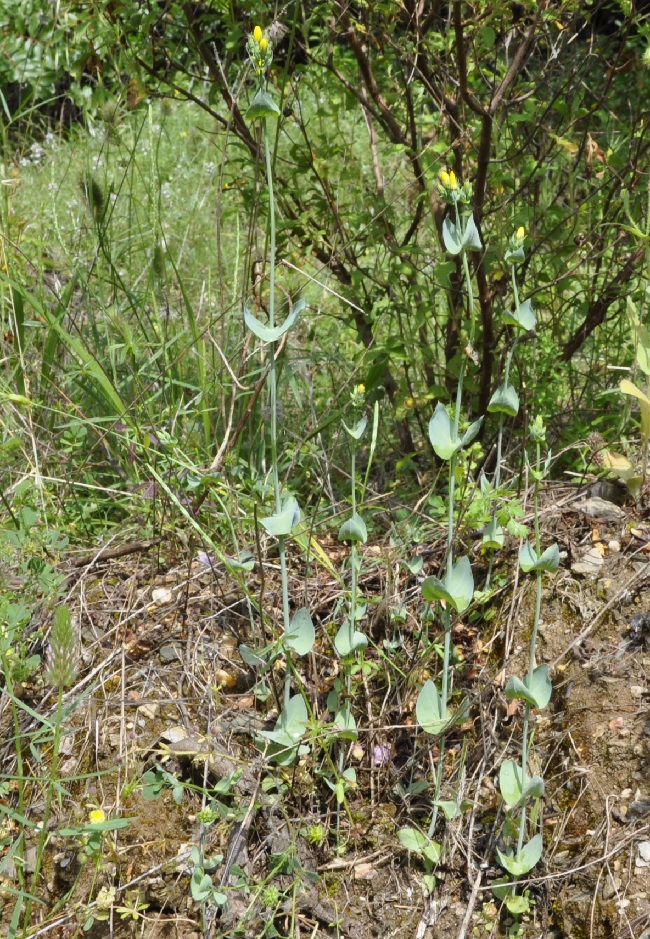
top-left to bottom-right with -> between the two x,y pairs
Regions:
372,743 -> 391,767
197,551 -> 214,567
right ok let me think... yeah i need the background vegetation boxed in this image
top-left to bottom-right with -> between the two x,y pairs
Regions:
2,1 -> 650,936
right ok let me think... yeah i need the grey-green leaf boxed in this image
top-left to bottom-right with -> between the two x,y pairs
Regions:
505,664 -> 552,709
488,382 -> 520,417
338,512 -> 368,543
334,623 -> 368,656
482,519 -> 505,549
462,214 -> 483,251
428,402 -> 458,460
245,88 -> 281,120
342,416 -> 368,440
284,607 -> 315,656
499,760 -> 545,808
244,299 -> 305,343
261,496 -> 301,537
497,834 -> 543,877
416,680 -> 452,735
442,218 -> 463,255
519,542 -> 559,573
503,298 -> 536,331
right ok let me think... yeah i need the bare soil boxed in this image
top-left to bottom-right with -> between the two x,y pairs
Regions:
1,487 -> 650,939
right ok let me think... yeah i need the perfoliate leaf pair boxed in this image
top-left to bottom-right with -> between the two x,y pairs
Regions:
497,833 -> 543,877
505,664 -> 552,709
503,298 -> 536,331
261,496 -> 301,537
499,759 -> 545,808
488,382 -> 519,417
442,214 -> 482,255
398,827 -> 441,864
421,555 -> 474,612
244,298 -> 306,343
428,403 -> 483,461
518,542 -> 560,573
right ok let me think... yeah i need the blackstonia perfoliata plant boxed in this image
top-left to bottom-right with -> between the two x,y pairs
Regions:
400,167 -> 483,892
241,25 -> 313,765
483,225 -> 537,588
326,384 -> 378,812
493,415 -> 557,916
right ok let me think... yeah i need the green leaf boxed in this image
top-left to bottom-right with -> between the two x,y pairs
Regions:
245,87 -> 281,120
621,378 -> 650,441
284,607 -> 315,656
432,799 -> 461,820
342,416 -> 368,440
460,416 -> 484,448
334,623 -> 368,656
482,519 -> 505,549
442,218 -> 463,255
518,542 -> 560,573
428,404 -> 482,460
244,299 -> 305,343
338,512 -> 367,543
416,680 -> 451,735
261,496 -> 301,537
333,703 -> 358,739
398,828 -> 441,863
499,760 -> 545,808
258,695 -> 309,760
462,214 -> 483,251
503,298 -> 536,331
225,550 -> 255,573
421,556 -> 474,613
505,664 -> 552,709
488,382 -> 519,417
428,402 -> 457,459
497,834 -> 543,877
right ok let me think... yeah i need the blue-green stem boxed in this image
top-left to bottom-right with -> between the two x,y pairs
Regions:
517,439 -> 542,857
485,262 -> 520,589
427,199 -> 476,841
262,120 -> 292,712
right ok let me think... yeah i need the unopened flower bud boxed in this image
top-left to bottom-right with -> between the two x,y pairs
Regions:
259,36 -> 268,53
253,25 -> 262,43
516,226 -> 525,240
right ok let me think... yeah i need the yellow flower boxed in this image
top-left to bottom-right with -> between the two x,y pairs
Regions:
439,170 -> 450,187
260,37 -> 268,53
448,170 -> 457,189
405,397 -> 415,408
356,384 -> 365,395
89,808 -> 105,825
253,26 -> 262,43
516,226 -> 525,240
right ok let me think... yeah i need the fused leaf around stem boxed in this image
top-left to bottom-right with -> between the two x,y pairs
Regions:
261,496 -> 301,537
505,664 -> 552,709
284,607 -> 315,656
497,833 -> 543,877
244,298 -> 305,343
338,512 -> 368,543
416,680 -> 452,735
421,555 -> 474,613
499,759 -> 545,808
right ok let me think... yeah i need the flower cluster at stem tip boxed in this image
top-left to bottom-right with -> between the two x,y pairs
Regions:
438,168 -> 473,205
350,383 -> 365,408
248,24 -> 273,76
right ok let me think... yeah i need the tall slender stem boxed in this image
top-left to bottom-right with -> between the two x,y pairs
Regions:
427,200 -> 476,842
263,120 -> 291,710
517,440 -> 542,856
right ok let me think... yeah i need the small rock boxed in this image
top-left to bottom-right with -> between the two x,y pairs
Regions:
576,497 -> 625,521
637,841 -> 650,867
609,539 -> 621,553
159,644 -> 181,663
602,875 -> 620,900
152,586 -> 173,604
